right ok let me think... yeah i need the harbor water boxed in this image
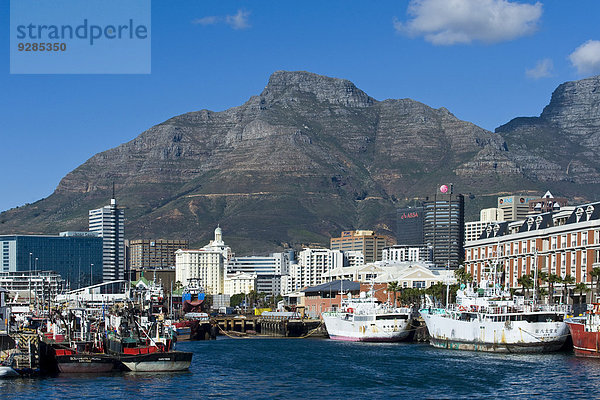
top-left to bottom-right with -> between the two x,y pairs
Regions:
2,338 -> 600,399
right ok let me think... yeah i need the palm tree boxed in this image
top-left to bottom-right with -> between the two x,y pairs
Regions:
562,275 -> 576,304
547,274 -> 561,305
536,270 -> 548,303
575,282 -> 590,305
517,275 -> 534,299
387,281 -> 400,307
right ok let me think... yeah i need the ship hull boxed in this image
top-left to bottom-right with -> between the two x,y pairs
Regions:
566,320 -> 600,357
56,353 -> 117,373
118,351 -> 193,372
0,366 -> 19,378
429,336 -> 565,353
422,312 -> 569,353
323,314 -> 412,342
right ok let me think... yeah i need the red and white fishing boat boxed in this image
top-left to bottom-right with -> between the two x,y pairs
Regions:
566,303 -> 600,358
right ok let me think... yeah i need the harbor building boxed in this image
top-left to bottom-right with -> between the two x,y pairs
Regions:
382,245 -> 431,263
89,198 -> 125,282
224,272 -> 257,296
396,206 -> 424,246
290,248 -> 343,291
464,208 -> 504,243
423,194 -> 464,268
343,250 -> 364,268
227,253 -> 290,296
465,202 -> 600,300
498,194 -> 538,221
128,239 -> 189,271
0,271 -> 64,303
330,230 -> 386,262
323,261 -> 452,288
175,226 -> 232,294
0,232 -> 103,289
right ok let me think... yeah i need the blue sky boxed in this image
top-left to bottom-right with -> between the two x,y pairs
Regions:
2,0 -> 600,212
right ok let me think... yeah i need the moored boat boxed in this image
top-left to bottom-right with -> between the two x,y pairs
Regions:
421,281 -> 570,353
54,347 -> 117,373
105,309 -> 192,372
566,304 -> 600,358
118,349 -> 193,372
322,292 -> 416,342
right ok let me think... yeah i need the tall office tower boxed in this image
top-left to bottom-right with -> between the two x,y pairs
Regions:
423,193 -> 465,268
396,207 -> 425,246
89,198 -> 125,282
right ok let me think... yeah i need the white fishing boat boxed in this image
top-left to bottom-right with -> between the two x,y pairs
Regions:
322,291 -> 416,342
0,365 -> 19,378
420,280 -> 570,353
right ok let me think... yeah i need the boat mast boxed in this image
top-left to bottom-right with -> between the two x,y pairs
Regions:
533,248 -> 538,308
445,259 -> 450,307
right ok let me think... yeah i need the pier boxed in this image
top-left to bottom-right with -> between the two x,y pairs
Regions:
211,315 -> 325,338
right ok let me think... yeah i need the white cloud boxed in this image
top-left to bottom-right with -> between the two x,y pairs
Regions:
394,0 -> 543,45
225,9 -> 251,30
526,58 -> 553,79
192,9 -> 251,30
192,16 -> 220,26
569,40 -> 600,75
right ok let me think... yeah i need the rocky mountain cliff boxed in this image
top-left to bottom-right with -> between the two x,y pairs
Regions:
1,71 -> 599,253
496,75 -> 600,187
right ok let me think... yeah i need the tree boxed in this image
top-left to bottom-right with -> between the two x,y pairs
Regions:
245,290 -> 258,310
517,275 -> 534,299
547,274 -> 561,304
387,281 -> 400,307
562,275 -> 576,304
535,269 -> 548,303
425,282 -> 444,306
575,282 -> 590,305
454,266 -> 473,285
230,293 -> 245,307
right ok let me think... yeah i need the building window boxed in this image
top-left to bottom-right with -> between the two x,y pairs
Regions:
582,232 -> 588,246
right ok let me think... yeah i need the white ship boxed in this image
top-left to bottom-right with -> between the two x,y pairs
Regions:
322,292 -> 416,342
420,280 -> 570,353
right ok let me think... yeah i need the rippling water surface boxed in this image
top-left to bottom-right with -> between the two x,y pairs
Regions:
2,338 -> 600,399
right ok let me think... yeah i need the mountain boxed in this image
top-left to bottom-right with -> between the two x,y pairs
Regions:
496,75 -> 600,191
1,71 -> 598,253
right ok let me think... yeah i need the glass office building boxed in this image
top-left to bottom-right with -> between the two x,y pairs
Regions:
396,206 -> 425,246
423,194 -> 465,268
0,232 -> 103,290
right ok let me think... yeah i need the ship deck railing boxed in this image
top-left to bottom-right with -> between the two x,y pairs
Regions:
438,303 -> 571,315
